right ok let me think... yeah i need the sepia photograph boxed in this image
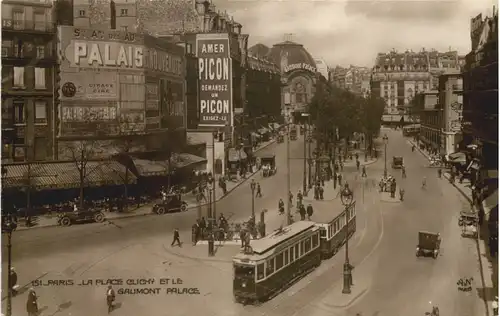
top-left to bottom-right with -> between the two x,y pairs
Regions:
0,0 -> 498,315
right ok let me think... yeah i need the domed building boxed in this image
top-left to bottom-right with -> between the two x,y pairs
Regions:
267,40 -> 317,122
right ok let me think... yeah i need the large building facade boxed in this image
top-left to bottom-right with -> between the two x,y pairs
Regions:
462,11 -> 498,255
267,40 -> 317,123
330,65 -> 370,97
2,0 -> 57,162
371,49 -> 464,124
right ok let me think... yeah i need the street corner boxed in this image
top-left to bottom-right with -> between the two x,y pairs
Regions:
162,239 -> 239,266
379,192 -> 401,203
310,283 -> 370,312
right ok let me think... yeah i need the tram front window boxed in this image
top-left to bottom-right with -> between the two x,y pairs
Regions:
234,265 -> 255,278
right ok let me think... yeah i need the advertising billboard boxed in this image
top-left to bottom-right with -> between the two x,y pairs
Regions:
196,33 -> 233,127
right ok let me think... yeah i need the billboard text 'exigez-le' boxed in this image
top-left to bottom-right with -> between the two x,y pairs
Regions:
196,34 -> 233,127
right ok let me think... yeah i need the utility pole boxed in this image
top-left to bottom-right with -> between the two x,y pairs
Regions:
303,122 -> 307,195
286,121 -> 292,225
308,116 -> 312,188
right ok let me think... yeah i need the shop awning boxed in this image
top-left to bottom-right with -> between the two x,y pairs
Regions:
2,161 -> 136,190
482,189 -> 498,216
131,158 -> 170,177
171,153 -> 207,169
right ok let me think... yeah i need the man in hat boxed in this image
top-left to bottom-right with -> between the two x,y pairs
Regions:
106,285 -> 115,313
9,267 -> 18,296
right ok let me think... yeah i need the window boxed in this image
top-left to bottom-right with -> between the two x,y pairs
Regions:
120,9 -> 128,16
34,138 -> 47,161
284,250 -> 289,265
320,229 -> 326,238
13,11 -> 24,30
13,67 -> 25,87
294,244 -> 299,260
14,40 -> 23,57
13,101 -> 25,123
300,241 -> 305,256
121,26 -> 128,32
35,101 -> 47,123
36,45 -> 45,58
79,10 -> 86,17
305,238 -> 311,253
34,67 -> 46,89
312,233 -> 319,248
257,263 -> 264,280
276,253 -> 284,270
266,258 -> 274,275
2,40 -> 12,57
34,13 -> 45,31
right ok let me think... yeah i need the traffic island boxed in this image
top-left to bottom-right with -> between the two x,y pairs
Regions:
380,192 -> 401,203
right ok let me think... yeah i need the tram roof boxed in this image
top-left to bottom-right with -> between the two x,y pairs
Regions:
247,221 -> 316,255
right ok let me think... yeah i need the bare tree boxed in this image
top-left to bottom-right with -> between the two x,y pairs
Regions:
66,139 -> 102,208
108,115 -> 145,210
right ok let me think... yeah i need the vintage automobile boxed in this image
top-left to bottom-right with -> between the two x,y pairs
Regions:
152,194 -> 188,214
260,154 -> 277,177
392,156 -> 404,169
57,208 -> 106,226
416,231 -> 441,259
459,211 -> 479,238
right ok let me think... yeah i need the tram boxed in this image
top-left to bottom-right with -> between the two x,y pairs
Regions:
232,203 -> 357,304
232,221 -> 321,303
316,201 -> 356,259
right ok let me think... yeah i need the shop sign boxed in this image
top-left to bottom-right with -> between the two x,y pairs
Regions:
60,72 -> 118,100
196,33 -> 233,127
61,105 -> 117,122
283,63 -> 317,74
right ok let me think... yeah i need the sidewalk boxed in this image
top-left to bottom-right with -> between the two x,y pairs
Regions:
18,139 -> 278,231
442,170 -> 497,315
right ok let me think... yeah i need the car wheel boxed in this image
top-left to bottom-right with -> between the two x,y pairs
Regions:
157,207 -> 166,215
61,217 -> 71,226
94,212 -> 105,223
180,204 -> 187,212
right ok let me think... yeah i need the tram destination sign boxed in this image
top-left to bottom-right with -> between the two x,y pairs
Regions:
196,33 -> 233,127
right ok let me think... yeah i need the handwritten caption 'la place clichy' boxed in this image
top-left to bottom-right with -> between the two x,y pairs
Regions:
31,278 -> 200,295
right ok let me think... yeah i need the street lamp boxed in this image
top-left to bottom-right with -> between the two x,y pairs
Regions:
340,183 -> 354,295
212,131 -> 218,221
3,213 -> 18,316
383,134 -> 389,178
301,113 -> 310,195
250,179 -> 256,218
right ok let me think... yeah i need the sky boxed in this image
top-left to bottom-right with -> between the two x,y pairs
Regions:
212,0 -> 496,67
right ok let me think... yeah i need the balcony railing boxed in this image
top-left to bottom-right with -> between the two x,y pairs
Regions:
2,19 -> 55,33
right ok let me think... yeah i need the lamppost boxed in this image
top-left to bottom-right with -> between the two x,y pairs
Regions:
250,179 -> 256,218
301,113 -> 310,195
383,134 -> 389,178
340,183 -> 354,294
3,212 -> 18,316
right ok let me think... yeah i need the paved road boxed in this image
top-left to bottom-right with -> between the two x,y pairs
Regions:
1,137 -> 358,316
292,128 -> 486,316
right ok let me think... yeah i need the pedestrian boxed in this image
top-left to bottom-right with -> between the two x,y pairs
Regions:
437,168 -> 442,178
299,204 -> 306,220
355,153 -> 359,160
356,160 -> 360,171
333,173 -> 338,186
399,188 -> 405,201
289,191 -> 293,204
306,204 -> 314,220
171,228 -> 182,247
340,160 -> 344,171
26,287 -> 38,316
338,174 -> 343,186
10,267 -> 18,296
402,166 -> 406,178
314,185 -> 319,200
199,217 -> 206,238
256,183 -> 262,198
106,285 -> 115,313
296,190 -> 303,208
319,185 -> 324,200
361,166 -> 367,177
320,173 -> 325,186
192,222 -> 199,245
